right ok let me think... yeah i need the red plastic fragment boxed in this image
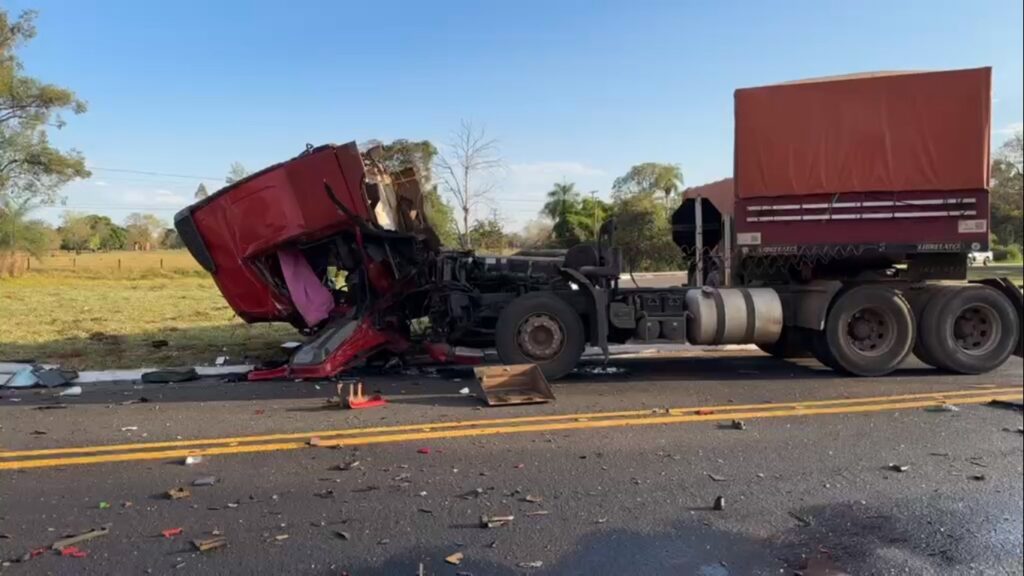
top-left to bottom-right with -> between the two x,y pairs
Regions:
162,527 -> 184,539
417,447 -> 431,455
60,546 -> 88,558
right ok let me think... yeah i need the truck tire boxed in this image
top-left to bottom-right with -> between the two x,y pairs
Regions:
824,286 -> 914,377
806,328 -> 842,371
911,287 -> 952,369
918,285 -> 1019,374
495,292 -> 585,381
757,326 -> 811,358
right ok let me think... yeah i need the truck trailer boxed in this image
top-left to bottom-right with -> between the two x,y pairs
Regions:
175,67 -> 1022,381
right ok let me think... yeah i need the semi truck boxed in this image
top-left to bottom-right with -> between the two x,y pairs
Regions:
175,66 -> 1022,381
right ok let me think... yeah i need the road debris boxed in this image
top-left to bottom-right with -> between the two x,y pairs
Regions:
183,455 -> 203,466
730,419 -> 746,430
120,426 -> 138,432
474,364 -> 555,406
192,476 -> 217,487
712,496 -> 726,511
526,510 -> 550,517
191,536 -> 227,552
51,525 -> 110,550
696,408 -> 716,416
480,514 -> 514,528
888,463 -> 909,473
445,551 -> 465,565
59,386 -> 83,397
273,534 -> 289,542
334,531 -> 351,541
523,495 -> 543,503
166,487 -> 191,500
59,546 -> 88,558
969,474 -> 987,481
987,399 -> 1023,412
98,501 -> 110,509
141,367 -> 199,384
458,387 -> 471,395
417,447 -> 432,455
926,403 -> 959,412
162,528 -> 184,539
517,561 -> 544,569
788,511 -> 814,527
707,473 -> 728,482
336,460 -> 360,471
341,381 -> 387,409
34,368 -> 77,388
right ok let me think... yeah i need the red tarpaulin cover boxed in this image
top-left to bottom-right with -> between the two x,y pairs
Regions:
734,67 -> 991,199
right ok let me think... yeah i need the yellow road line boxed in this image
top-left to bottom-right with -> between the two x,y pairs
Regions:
2,393 -> 1018,471
1,386 -> 1018,459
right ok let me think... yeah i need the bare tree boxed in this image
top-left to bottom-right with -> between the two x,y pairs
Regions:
436,120 -> 501,248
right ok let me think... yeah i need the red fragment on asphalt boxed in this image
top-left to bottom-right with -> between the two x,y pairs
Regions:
60,546 -> 88,558
254,409 -> 265,415
696,409 -> 715,415
30,547 -> 46,559
417,448 -> 431,455
162,527 -> 184,538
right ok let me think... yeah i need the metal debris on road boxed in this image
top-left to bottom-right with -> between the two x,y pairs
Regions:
192,476 -> 217,487
51,525 -> 110,551
525,510 -> 550,517
161,528 -> 184,539
474,364 -> 555,406
445,551 -> 465,565
480,514 -> 514,528
120,426 -> 138,431
707,473 -> 728,482
191,536 -> 227,552
183,455 -> 203,466
712,496 -> 726,511
166,487 -> 191,500
273,534 -> 289,542
523,495 -> 542,503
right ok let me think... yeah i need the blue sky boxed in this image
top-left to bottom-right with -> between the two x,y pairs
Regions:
10,0 -> 1023,230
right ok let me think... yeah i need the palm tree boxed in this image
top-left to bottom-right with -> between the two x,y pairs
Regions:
542,181 -> 579,221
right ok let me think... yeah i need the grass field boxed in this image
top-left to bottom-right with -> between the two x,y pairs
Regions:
0,273 -> 294,370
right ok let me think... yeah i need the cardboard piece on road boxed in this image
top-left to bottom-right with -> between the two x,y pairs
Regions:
473,364 -> 555,406
192,536 -> 227,552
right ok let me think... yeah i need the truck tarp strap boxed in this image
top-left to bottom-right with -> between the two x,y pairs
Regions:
741,288 -> 757,343
712,289 -> 727,344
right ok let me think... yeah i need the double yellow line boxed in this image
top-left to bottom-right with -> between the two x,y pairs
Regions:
2,387 -> 1019,470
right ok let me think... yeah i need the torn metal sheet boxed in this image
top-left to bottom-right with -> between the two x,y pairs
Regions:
474,364 -> 555,406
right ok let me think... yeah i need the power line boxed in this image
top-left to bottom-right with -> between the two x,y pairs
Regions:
88,166 -> 221,181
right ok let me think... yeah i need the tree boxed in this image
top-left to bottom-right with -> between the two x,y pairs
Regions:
225,162 -> 248,184
422,187 -> 459,247
436,121 -> 502,248
468,212 -> 509,253
194,183 -> 209,200
123,212 -> 166,250
1,9 -> 90,207
613,189 -> 681,272
611,162 -> 684,205
542,181 -> 580,220
991,131 -> 1023,246
160,228 -> 184,249
0,195 -> 53,256
59,211 -> 92,251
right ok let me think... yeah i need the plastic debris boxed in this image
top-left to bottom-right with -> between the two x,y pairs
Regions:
98,501 -> 110,509
480,514 -> 514,528
517,561 -> 544,569
166,487 -> 191,500
458,387 -> 471,395
712,496 -> 726,511
51,525 -> 110,550
192,476 -> 217,487
417,447 -> 431,455
926,403 -> 959,412
162,528 -> 184,539
274,534 -> 289,542
120,426 -> 138,431
59,386 -> 83,397
192,536 -> 227,552
60,546 -> 88,558
342,381 -> 386,409
888,463 -> 909,473
445,551 -> 464,565
183,455 -> 203,466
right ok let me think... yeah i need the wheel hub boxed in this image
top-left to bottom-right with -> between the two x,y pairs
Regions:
517,314 -> 564,360
953,304 -> 999,355
845,308 -> 892,355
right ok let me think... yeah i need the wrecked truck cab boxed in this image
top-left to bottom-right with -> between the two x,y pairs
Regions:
174,142 -> 437,331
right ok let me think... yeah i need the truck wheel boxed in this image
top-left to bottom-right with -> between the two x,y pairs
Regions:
824,286 -> 914,377
757,326 -> 811,359
911,287 -> 951,369
495,292 -> 585,381
919,285 -> 1018,374
806,328 -> 841,371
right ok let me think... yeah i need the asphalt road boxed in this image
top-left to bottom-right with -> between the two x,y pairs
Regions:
1,352 -> 1022,575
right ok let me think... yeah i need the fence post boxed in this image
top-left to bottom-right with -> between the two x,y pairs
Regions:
73,257 -> 76,268
160,258 -> 164,270
26,257 -> 31,271
118,258 -> 122,272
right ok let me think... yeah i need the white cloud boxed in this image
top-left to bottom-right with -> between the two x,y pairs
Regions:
122,189 -> 190,207
996,121 -> 1023,135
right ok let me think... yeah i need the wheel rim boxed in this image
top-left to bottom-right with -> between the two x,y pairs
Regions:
516,313 -> 564,361
844,306 -> 896,356
951,303 -> 1000,356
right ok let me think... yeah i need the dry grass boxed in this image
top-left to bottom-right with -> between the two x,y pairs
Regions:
21,250 -> 205,278
0,273 -> 295,370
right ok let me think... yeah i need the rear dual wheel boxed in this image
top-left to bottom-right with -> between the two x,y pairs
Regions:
917,285 -> 1018,374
